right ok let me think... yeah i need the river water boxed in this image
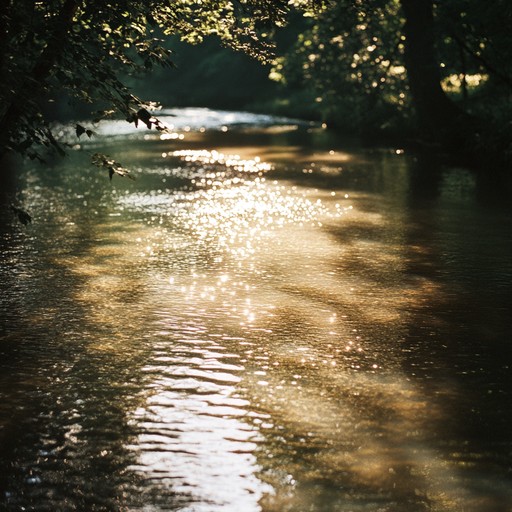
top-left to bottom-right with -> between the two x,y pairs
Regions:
1,108 -> 511,511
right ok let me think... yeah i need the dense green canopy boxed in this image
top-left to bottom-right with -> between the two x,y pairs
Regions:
276,0 -> 512,150
0,0 -> 291,158
1,0 -> 511,165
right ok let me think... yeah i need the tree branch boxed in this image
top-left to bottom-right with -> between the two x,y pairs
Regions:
0,0 -> 81,154
451,32 -> 512,90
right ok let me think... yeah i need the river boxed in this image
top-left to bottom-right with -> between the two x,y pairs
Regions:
1,108 -> 511,511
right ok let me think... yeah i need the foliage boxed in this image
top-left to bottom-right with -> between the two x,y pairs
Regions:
0,0 -> 289,158
435,0 -> 512,92
91,152 -> 135,181
272,0 -> 512,142
126,36 -> 280,110
1,0 -> 511,162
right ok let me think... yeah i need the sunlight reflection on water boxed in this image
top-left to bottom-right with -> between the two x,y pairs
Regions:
83,143 -> 511,510
2,111 -> 511,512
117,148 -> 350,267
127,336 -> 271,511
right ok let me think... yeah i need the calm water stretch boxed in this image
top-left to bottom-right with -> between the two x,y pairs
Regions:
1,108 -> 511,511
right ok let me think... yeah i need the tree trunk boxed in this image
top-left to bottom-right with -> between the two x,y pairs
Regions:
400,0 -> 470,142
0,1 -> 13,72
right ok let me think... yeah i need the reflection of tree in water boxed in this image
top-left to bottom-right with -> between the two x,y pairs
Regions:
400,164 -> 512,507
240,156 -> 512,511
399,157 -> 512,509
1,133 -> 511,511
0,167 -> 194,510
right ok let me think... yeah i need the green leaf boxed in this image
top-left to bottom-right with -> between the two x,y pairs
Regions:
11,205 -> 32,225
92,153 -> 135,181
76,124 -> 86,138
137,108 -> 154,129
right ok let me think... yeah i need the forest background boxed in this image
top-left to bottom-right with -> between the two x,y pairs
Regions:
1,0 -> 511,173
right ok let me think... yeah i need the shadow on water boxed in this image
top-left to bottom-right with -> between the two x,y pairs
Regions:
312,152 -> 512,511
1,111 -> 512,511
0,155 -> 191,510
245,142 -> 512,510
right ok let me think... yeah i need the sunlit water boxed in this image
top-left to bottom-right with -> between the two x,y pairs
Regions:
1,108 -> 512,511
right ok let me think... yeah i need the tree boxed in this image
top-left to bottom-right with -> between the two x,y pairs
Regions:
2,0 -> 510,164
400,0 -> 467,138
0,0 -> 289,160
274,0 -> 512,153
273,0 -> 410,137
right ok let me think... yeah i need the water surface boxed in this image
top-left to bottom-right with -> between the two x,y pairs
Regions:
1,108 -> 511,511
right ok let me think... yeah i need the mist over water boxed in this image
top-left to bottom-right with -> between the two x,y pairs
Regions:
1,109 -> 511,511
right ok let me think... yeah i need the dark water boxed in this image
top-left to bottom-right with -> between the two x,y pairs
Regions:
1,108 -> 511,511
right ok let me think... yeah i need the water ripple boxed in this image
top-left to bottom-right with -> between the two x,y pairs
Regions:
127,333 -> 270,510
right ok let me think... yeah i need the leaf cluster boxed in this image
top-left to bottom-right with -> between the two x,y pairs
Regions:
277,0 -> 407,131
0,0 -> 291,158
277,0 -> 512,134
91,152 -> 135,181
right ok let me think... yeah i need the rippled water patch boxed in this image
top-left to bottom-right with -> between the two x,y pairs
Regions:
127,331 -> 272,511
2,110 -> 512,512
